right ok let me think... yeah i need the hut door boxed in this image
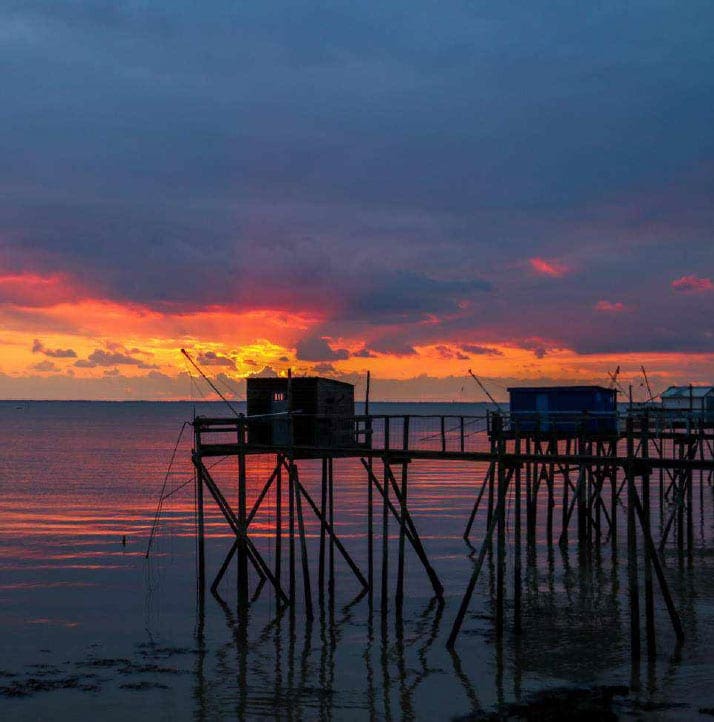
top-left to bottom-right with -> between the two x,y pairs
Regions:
536,393 -> 549,432
271,391 -> 290,444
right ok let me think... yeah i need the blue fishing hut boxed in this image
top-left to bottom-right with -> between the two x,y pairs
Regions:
508,385 -> 618,435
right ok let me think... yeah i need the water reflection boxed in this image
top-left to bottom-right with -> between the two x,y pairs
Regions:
1,402 -> 713,720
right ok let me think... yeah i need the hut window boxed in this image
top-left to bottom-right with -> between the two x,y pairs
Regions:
273,392 -> 285,401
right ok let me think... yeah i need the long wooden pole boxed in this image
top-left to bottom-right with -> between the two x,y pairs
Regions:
626,417 -> 641,664
514,435 -> 522,635
293,463 -> 313,619
447,466 -> 513,648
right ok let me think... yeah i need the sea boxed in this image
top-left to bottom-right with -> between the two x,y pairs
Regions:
0,400 -> 713,720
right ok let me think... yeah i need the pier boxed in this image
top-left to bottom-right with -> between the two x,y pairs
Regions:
190,407 -> 714,658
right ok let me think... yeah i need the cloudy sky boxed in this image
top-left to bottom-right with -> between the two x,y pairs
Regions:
1,1 -> 712,400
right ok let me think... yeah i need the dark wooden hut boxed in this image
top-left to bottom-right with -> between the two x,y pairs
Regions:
247,376 -> 355,447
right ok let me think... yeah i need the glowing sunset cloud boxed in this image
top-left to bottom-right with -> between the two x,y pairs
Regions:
672,275 -> 714,293
595,300 -> 627,312
0,2 -> 712,399
529,258 -> 570,278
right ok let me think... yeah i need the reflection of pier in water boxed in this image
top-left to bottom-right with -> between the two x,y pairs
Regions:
189,407 -> 714,681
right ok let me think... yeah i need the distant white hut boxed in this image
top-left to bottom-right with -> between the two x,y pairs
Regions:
660,385 -> 714,414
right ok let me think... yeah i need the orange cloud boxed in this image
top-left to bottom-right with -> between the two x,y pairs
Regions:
671,274 -> 713,293
529,257 -> 570,277
0,271 -> 84,307
595,300 -> 626,312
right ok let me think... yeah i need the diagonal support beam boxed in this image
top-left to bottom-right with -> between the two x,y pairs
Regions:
631,487 -> 685,643
364,459 -> 444,598
280,459 -> 369,590
193,456 -> 289,605
211,459 -> 283,591
447,465 -> 513,648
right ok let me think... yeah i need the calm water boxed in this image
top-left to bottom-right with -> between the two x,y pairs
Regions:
0,401 -> 713,720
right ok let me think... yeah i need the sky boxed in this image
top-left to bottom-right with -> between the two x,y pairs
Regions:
1,1 -> 712,401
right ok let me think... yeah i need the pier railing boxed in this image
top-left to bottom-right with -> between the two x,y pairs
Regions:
192,408 -> 714,457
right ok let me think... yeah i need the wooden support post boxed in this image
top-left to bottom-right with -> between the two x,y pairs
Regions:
514,435 -> 522,635
577,436 -> 587,550
281,460 -> 367,590
631,489 -> 685,644
496,439 -> 506,639
626,417 -> 641,664
237,446 -> 248,608
641,414 -> 655,657
275,456 -> 282,587
396,417 -> 409,615
196,449 -> 205,598
561,438 -> 570,546
381,455 -> 390,618
368,456 -> 374,605
441,416 -> 446,453
685,436 -> 697,567
487,432 -> 496,545
293,463 -> 313,619
289,456 -> 296,608
361,459 -> 443,598
328,457 -> 335,597
319,457 -> 327,597
593,442 -> 602,548
677,441 -> 684,555
463,461 -> 493,540
611,441 -> 618,560
658,431 -> 665,531
546,439 -> 555,548
526,437 -> 534,548
447,466 -> 513,648
196,460 -> 288,604
396,462 -> 408,615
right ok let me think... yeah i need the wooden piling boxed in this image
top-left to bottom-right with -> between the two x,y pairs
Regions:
287,370 -> 295,610
496,439 -> 506,639
294,464 -> 313,619
641,414 -> 655,657
328,457 -> 335,597
368,456 -> 374,604
196,453 -> 205,597
381,453 -> 390,618
237,445 -> 248,608
396,418 -> 409,614
514,435 -> 522,635
275,456 -> 282,588
319,457 -> 328,596
626,417 -> 641,664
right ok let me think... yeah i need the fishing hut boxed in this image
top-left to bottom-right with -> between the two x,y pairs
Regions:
184,371 -> 714,661
507,385 -> 617,435
661,385 -> 714,419
246,376 -> 355,447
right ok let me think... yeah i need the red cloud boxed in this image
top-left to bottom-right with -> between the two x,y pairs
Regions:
595,300 -> 626,312
0,271 -> 81,307
671,274 -> 714,293
529,257 -> 570,277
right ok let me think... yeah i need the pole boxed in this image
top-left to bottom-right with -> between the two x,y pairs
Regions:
626,416 -> 641,664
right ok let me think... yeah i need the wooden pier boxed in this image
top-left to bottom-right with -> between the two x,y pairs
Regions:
190,408 -> 714,656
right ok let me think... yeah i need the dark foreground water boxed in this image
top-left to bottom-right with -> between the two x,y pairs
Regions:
0,401 -> 713,720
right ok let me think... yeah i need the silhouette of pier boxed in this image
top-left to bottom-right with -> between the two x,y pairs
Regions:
190,407 -> 714,660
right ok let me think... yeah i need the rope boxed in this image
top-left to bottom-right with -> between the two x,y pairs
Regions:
145,421 -> 189,558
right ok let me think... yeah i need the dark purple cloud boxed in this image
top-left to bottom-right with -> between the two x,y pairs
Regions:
75,348 -> 158,369
295,336 -> 349,362
197,351 -> 236,368
32,339 -> 77,358
1,1 -> 712,357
